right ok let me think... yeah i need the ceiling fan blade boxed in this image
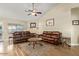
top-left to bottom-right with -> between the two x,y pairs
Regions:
24,10 -> 28,12
24,9 -> 33,12
27,13 -> 31,16
28,10 -> 33,12
36,12 -> 42,14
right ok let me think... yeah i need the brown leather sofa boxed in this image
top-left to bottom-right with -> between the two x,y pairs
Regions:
40,31 -> 62,45
12,31 -> 35,44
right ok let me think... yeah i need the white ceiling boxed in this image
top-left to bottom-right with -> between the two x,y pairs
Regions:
0,3 -> 58,21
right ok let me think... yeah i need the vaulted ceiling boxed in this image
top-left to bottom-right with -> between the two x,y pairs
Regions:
0,3 -> 58,21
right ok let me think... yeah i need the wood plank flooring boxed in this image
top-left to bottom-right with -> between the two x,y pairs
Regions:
0,42 -> 79,56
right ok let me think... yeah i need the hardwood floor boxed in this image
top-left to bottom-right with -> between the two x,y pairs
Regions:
0,42 -> 79,56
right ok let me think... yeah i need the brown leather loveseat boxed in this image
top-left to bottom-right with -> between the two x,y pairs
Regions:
12,31 -> 35,44
40,31 -> 62,45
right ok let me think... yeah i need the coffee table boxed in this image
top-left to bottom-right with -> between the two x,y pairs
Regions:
28,38 -> 43,49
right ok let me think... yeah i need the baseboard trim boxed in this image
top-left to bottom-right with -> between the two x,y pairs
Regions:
71,44 -> 79,46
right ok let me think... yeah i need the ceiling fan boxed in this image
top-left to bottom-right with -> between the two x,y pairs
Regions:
24,3 -> 42,16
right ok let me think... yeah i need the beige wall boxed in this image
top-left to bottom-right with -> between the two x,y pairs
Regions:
27,4 -> 72,37
27,4 -> 79,46
26,20 -> 43,34
39,4 -> 72,37
71,8 -> 79,45
27,20 -> 38,33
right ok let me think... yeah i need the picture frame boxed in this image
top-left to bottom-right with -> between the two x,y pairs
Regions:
72,20 -> 79,25
46,18 -> 54,26
30,22 -> 36,28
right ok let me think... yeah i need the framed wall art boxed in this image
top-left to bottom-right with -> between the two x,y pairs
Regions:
46,18 -> 54,26
30,22 -> 36,28
72,20 -> 79,25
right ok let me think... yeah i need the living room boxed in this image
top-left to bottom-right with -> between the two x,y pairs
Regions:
0,3 -> 79,56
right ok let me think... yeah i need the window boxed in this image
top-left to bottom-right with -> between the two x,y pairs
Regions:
8,24 -> 24,33
16,25 -> 24,31
8,24 -> 17,33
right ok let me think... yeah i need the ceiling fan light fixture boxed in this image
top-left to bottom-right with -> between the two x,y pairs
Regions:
31,12 -> 36,15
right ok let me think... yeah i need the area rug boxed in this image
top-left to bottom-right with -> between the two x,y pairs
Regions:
15,42 -> 73,56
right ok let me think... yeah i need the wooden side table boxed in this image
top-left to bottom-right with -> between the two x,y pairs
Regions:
62,37 -> 71,47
